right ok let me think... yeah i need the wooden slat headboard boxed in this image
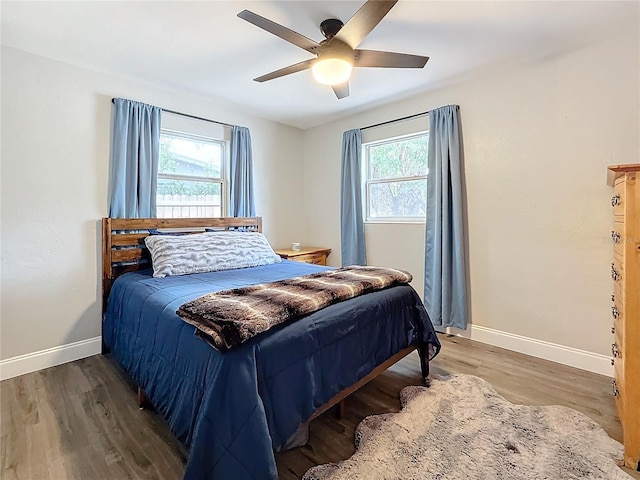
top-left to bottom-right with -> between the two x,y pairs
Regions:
101,217 -> 263,315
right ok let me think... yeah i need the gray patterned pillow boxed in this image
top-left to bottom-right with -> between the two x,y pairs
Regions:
144,231 -> 282,278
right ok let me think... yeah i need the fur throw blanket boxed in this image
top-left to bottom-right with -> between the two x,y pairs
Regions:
177,266 -> 413,351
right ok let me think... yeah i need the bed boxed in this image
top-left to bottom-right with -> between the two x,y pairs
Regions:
101,217 -> 441,480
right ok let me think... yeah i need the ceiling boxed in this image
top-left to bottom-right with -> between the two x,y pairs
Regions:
2,1 -> 636,129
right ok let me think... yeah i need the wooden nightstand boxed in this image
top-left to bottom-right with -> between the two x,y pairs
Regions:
275,247 -> 332,266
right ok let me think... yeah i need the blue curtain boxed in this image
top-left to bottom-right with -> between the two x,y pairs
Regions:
340,129 -> 366,266
108,98 -> 161,218
230,126 -> 255,217
424,105 -> 469,329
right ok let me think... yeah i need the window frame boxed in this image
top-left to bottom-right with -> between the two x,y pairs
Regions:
363,130 -> 429,224
157,129 -> 228,218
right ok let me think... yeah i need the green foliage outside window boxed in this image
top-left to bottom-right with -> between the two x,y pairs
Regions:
367,134 -> 428,219
158,135 -> 223,196
368,136 -> 428,180
157,179 -> 220,196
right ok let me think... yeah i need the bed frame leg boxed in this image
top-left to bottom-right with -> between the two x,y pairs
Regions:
418,344 -> 431,387
138,387 -> 151,410
336,399 -> 346,419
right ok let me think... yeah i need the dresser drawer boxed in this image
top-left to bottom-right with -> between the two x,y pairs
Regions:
612,221 -> 625,257
612,338 -> 623,364
613,369 -> 625,422
611,288 -> 624,306
611,258 -> 624,285
612,295 -> 624,320
614,321 -> 624,354
612,301 -> 625,342
614,355 -> 625,387
613,281 -> 625,306
612,177 -> 626,217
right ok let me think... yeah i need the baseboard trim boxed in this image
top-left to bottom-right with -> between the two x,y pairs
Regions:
0,327 -> 613,380
442,325 -> 612,377
0,337 -> 102,381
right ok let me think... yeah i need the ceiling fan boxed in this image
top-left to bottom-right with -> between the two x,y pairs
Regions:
237,0 -> 429,99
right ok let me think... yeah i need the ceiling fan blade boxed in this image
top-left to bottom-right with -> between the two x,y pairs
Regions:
333,0 -> 398,49
332,82 -> 350,99
253,59 -> 314,83
238,10 -> 320,53
355,50 -> 429,68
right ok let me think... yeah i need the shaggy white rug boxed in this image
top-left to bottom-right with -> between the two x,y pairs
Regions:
303,374 -> 629,480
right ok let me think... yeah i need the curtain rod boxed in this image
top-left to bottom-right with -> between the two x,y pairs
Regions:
111,98 -> 234,129
360,110 -> 430,131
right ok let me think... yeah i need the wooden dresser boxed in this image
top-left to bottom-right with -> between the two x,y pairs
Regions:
608,164 -> 640,471
275,247 -> 331,266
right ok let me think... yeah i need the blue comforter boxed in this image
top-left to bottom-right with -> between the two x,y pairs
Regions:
103,261 -> 440,479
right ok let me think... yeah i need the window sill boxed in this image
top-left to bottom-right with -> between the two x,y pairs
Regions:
365,220 -> 426,225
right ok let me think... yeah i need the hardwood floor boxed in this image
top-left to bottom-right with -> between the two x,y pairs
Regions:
1,334 -> 637,479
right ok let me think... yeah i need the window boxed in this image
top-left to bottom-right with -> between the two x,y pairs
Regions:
364,132 -> 429,222
157,130 -> 226,218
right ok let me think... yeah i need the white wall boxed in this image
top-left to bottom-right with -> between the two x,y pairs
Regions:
0,46 -> 305,363
2,17 -> 638,375
302,27 -> 640,358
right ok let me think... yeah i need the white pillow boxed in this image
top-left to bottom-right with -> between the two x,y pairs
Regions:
144,231 -> 282,278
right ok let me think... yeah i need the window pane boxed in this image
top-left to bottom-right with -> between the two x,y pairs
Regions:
368,179 -> 427,219
159,134 -> 222,178
368,135 -> 428,181
157,179 -> 222,218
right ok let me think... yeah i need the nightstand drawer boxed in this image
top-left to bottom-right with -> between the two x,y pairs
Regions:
295,253 -> 327,265
275,247 -> 332,266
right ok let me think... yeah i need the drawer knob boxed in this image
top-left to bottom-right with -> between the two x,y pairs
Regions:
611,293 -> 615,302
611,343 -> 621,358
611,325 -> 615,334
611,358 -> 615,366
611,194 -> 621,207
611,263 -> 621,281
612,380 -> 619,397
612,306 -> 620,319
611,231 -> 621,243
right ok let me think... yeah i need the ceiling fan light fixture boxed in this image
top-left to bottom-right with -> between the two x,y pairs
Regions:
312,58 -> 353,86
239,1 -> 428,98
